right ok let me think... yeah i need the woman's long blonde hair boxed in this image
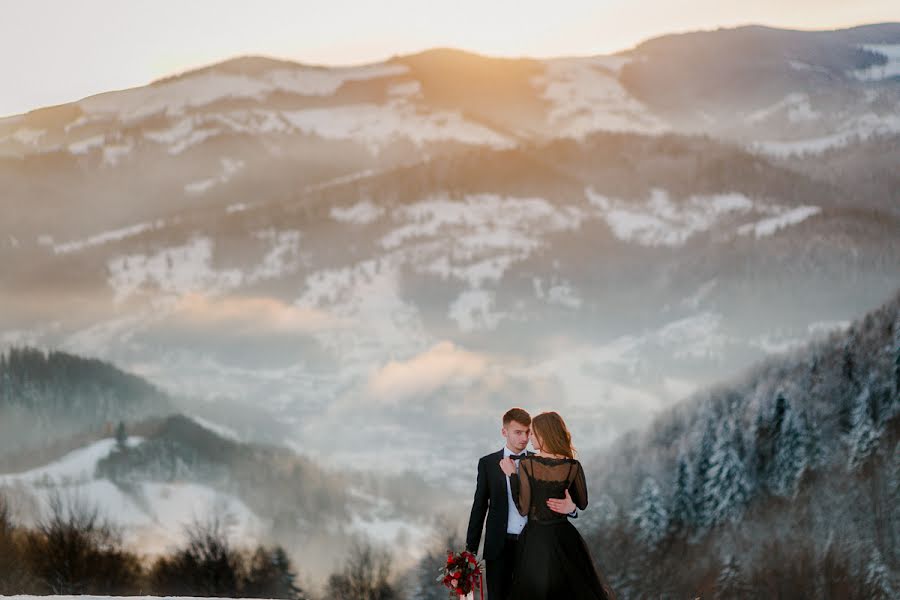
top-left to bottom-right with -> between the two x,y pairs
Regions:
531,411 -> 576,459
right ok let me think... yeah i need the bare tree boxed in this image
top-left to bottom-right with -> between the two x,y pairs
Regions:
326,539 -> 397,600
0,492 -> 30,594
23,489 -> 141,595
150,511 -> 244,597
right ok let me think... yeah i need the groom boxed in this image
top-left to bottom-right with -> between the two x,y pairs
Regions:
465,407 -> 578,600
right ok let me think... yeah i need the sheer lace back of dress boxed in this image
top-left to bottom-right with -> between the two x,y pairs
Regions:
512,456 -> 588,522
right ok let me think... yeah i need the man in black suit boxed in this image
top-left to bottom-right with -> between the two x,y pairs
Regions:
466,407 -> 578,600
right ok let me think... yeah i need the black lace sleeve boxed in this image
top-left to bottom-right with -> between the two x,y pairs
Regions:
569,460 -> 588,510
509,458 -> 531,517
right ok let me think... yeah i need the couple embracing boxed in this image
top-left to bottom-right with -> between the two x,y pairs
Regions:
466,408 -> 616,600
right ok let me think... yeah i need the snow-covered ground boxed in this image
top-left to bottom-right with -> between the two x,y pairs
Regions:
0,438 -> 141,485
0,437 -> 263,556
534,56 -> 668,136
749,112 -> 900,157
78,62 -> 410,122
0,595 -> 270,600
585,187 -> 820,245
0,427 -> 435,564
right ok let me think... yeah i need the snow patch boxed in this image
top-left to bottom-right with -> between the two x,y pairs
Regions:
0,437 -> 142,485
379,193 -> 585,292
103,139 -> 133,166
184,157 -> 245,195
281,102 -> 513,154
750,112 -> 900,157
80,71 -> 274,122
68,134 -> 105,154
53,220 -> 165,255
295,257 -> 428,365
226,202 -> 250,213
331,200 -> 385,225
746,93 -> 820,124
188,415 -> 241,442
0,437 -> 262,556
144,117 -> 221,155
534,56 -> 667,136
737,205 -> 821,238
586,188 -> 754,247
11,128 -> 45,145
106,236 -> 244,303
262,62 -> 408,95
387,80 -> 422,98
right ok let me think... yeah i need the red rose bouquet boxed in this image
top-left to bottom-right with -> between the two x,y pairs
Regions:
436,549 -> 485,599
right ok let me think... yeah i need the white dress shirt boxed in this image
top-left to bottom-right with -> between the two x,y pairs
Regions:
503,446 -> 529,535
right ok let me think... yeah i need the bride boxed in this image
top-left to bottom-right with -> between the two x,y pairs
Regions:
498,411 -> 617,600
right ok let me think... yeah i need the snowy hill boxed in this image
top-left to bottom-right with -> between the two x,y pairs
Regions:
0,435 -> 261,556
0,401 -> 441,586
0,23 -> 898,490
0,347 -> 174,457
573,288 -> 900,598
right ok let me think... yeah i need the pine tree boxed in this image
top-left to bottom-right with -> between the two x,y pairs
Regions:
847,385 -> 880,473
887,442 -> 900,565
716,554 -> 748,598
770,403 -> 809,498
842,341 -> 855,385
702,419 -> 751,527
630,476 -> 668,547
692,417 -> 717,528
115,421 -> 128,451
243,546 -> 306,600
669,453 -> 695,535
891,312 -> 900,417
863,548 -> 895,599
592,493 -> 619,529
803,409 -> 824,470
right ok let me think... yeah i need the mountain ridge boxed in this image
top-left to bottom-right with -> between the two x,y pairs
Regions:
2,21 -> 898,123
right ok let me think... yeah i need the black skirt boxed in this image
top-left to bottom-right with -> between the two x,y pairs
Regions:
506,518 -> 616,600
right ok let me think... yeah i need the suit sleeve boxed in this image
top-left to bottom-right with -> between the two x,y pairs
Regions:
465,457 -> 489,553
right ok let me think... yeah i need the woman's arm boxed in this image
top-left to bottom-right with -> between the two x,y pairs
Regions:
504,457 -> 531,516
569,461 -> 589,510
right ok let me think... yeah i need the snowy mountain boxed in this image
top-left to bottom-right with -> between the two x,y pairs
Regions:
0,354 -> 445,587
573,289 -> 899,598
0,435 -> 261,557
0,23 -> 898,487
0,347 -> 174,457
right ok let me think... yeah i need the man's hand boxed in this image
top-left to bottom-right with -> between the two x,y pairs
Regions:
546,489 -> 576,514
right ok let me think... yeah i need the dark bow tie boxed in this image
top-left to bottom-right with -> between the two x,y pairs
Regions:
510,453 -> 529,460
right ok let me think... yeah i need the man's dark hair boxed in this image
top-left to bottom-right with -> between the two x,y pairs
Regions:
502,407 -> 531,427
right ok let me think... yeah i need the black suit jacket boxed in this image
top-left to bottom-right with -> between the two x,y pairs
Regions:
466,449 -> 510,560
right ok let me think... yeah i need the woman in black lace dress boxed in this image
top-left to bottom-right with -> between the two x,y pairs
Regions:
498,411 -> 617,600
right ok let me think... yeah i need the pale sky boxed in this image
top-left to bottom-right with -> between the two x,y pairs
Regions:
1,0 -> 898,118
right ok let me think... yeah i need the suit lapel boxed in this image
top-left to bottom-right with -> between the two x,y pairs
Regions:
492,448 -> 506,503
